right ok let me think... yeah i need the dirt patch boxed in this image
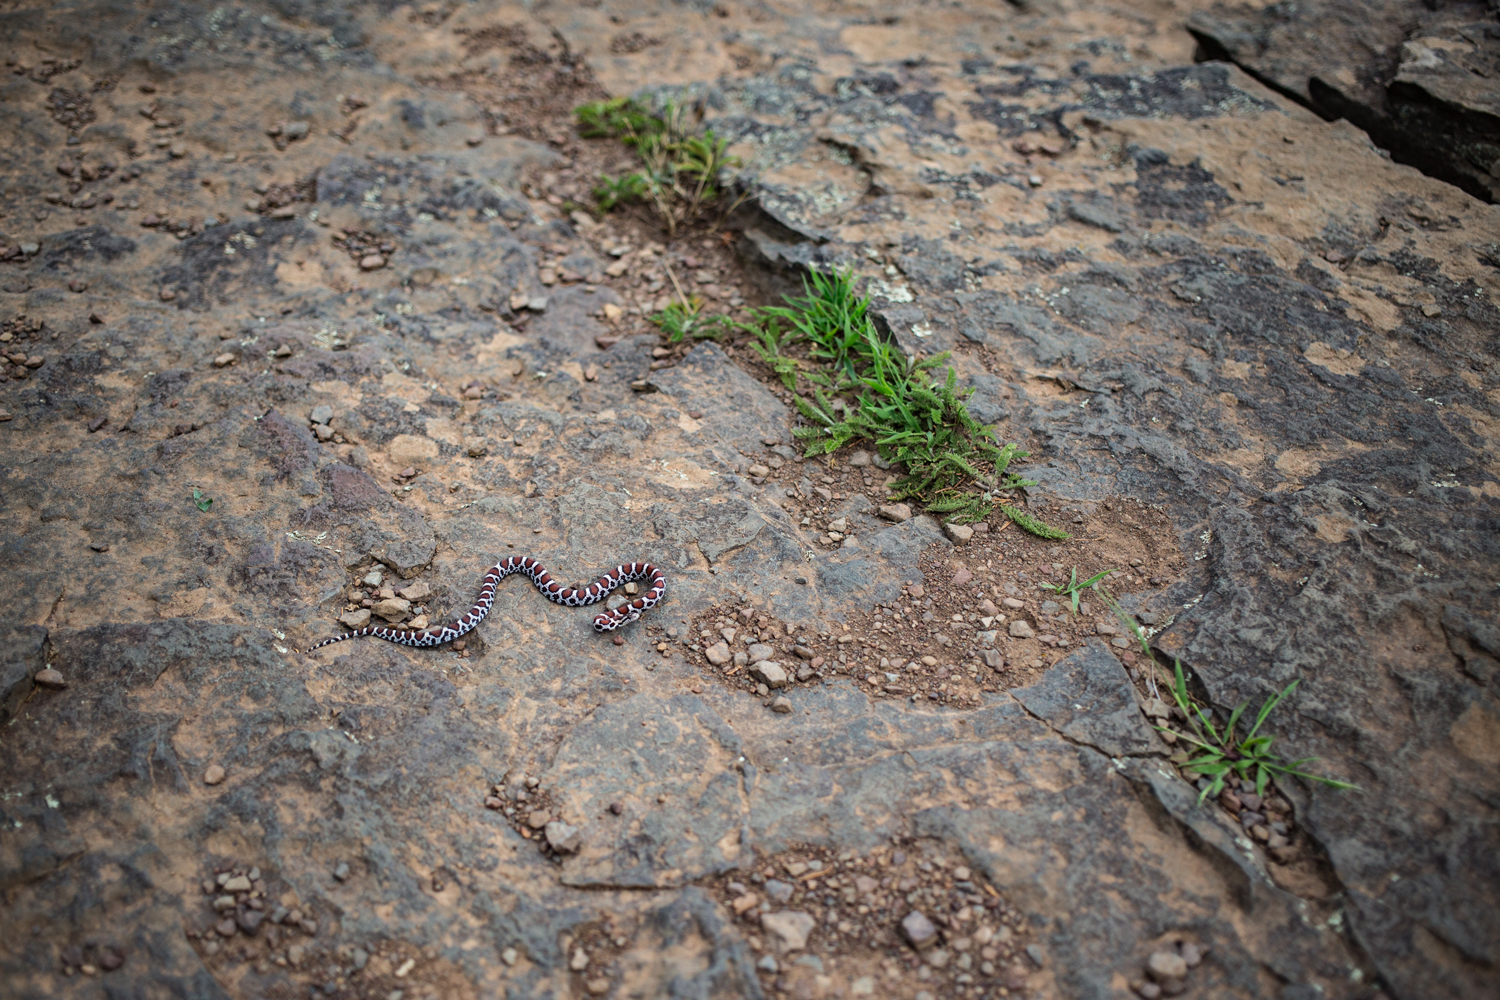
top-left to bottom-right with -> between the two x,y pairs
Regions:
702,840 -> 1035,999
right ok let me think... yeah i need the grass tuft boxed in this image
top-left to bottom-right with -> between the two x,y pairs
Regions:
746,269 -> 1064,537
1098,587 -> 1357,804
1162,661 -> 1358,804
574,97 -> 750,235
650,297 -> 734,344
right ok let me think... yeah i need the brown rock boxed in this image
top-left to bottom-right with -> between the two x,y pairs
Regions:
34,667 -> 67,688
203,764 -> 226,785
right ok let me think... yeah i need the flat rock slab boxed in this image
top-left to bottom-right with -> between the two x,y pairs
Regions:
1010,641 -> 1160,757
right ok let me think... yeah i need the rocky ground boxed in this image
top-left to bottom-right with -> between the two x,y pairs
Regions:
1,2 -> 1497,1000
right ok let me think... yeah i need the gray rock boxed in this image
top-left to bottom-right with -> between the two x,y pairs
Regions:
1146,950 -> 1186,981
310,405 -> 334,425
1,625 -> 47,725
546,821 -> 583,854
338,609 -> 371,629
752,661 -> 788,688
705,641 -> 731,666
371,597 -> 411,621
1067,198 -> 1129,232
1188,1 -> 1500,201
1009,642 -> 1157,757
747,643 -> 774,664
902,910 -> 938,949
762,910 -> 815,951
1008,620 -> 1035,639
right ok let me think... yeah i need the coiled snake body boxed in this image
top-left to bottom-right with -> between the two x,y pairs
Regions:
304,556 -> 665,653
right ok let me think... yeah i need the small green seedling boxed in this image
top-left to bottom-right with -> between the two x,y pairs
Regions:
574,97 -> 750,235
1038,566 -> 1112,615
592,172 -> 648,212
649,297 -> 735,344
1162,660 -> 1358,805
192,487 -> 213,512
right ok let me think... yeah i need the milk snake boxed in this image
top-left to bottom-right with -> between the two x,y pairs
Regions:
304,556 -> 665,653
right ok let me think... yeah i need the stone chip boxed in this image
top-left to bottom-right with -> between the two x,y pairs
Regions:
761,910 -> 815,952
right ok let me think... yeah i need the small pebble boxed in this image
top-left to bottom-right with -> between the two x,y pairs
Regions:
1146,950 -> 1187,981
34,668 -> 67,688
203,764 -> 226,785
901,910 -> 938,949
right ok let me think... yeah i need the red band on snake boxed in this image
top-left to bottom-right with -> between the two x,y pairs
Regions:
304,557 -> 665,653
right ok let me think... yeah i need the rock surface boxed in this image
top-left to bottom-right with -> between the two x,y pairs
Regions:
1190,0 -> 1500,201
0,3 -> 1494,1000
